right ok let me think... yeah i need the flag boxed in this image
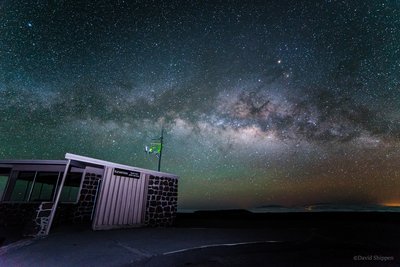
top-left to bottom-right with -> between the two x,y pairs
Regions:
149,142 -> 161,153
144,128 -> 164,171
145,140 -> 162,157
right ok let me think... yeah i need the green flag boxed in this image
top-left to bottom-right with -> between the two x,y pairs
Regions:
147,141 -> 161,154
144,128 -> 164,171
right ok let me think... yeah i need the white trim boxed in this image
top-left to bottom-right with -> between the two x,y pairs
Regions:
0,164 -> 14,168
76,168 -> 87,203
91,167 -> 109,230
141,173 -> 150,223
0,160 -> 67,165
26,171 -> 38,202
46,159 -> 71,235
1,171 -> 12,202
65,153 -> 178,179
162,240 -> 283,255
52,172 -> 62,202
10,165 -> 67,172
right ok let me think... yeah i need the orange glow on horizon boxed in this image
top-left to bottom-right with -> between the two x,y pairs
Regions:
381,202 -> 400,207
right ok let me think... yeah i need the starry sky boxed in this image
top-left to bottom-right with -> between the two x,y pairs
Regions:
0,0 -> 400,210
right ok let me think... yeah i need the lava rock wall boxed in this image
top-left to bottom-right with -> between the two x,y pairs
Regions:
32,202 -> 53,236
145,175 -> 178,226
0,202 -> 53,237
72,172 -> 102,224
0,203 -> 39,237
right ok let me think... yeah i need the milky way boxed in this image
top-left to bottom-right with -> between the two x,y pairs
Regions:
0,1 -> 399,209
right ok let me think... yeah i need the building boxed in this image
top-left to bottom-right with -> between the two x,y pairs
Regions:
0,153 -> 179,237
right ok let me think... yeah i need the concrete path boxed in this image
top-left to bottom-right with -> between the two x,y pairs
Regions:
1,221 -> 399,267
0,226 -> 309,266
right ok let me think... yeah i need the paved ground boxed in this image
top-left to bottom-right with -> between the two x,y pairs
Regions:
0,226 -> 305,266
1,222 -> 399,266
1,212 -> 400,266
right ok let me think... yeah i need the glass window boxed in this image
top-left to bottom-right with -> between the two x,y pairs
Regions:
5,170 -> 83,203
0,168 -> 11,201
29,172 -> 60,202
9,171 -> 36,201
60,172 -> 83,203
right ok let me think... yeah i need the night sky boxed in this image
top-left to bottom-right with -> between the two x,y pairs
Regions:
1,1 -> 399,210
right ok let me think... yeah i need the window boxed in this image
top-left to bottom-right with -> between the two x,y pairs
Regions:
5,169 -> 83,203
60,172 -> 83,203
0,168 -> 11,201
9,171 -> 36,201
29,172 -> 60,202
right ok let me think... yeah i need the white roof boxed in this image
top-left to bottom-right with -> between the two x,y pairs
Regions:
0,159 -> 67,165
65,153 -> 179,179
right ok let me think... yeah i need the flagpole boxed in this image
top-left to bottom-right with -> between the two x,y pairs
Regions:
158,127 -> 164,172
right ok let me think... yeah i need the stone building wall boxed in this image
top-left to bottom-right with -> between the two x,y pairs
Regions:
0,203 -> 39,228
0,171 -> 177,237
145,175 -> 178,226
72,172 -> 102,224
30,202 -> 53,237
0,171 -> 102,238
0,202 -> 52,237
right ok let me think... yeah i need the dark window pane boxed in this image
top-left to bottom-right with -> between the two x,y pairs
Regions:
30,172 -> 60,202
0,168 -> 10,200
10,172 -> 36,201
0,177 -> 9,201
60,172 -> 83,202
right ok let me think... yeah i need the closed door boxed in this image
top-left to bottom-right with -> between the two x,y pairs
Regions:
92,167 -> 148,230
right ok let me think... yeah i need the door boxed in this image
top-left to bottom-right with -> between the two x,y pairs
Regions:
92,167 -> 148,230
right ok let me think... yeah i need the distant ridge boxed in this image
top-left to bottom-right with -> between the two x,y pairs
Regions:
175,210 -> 400,229
255,204 -> 287,209
194,209 -> 252,216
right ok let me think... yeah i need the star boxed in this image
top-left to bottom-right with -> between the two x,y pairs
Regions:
0,0 -> 398,210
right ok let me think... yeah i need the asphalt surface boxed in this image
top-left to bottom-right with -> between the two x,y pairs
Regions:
1,213 -> 400,266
